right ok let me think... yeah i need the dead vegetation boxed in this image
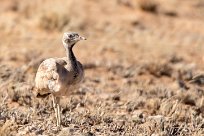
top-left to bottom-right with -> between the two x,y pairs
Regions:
137,0 -> 158,13
0,0 -> 204,135
38,12 -> 70,31
0,54 -> 204,135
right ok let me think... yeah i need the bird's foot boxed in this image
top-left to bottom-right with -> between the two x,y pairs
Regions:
50,125 -> 61,133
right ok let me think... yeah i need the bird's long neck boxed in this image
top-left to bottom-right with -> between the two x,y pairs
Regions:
65,46 -> 78,70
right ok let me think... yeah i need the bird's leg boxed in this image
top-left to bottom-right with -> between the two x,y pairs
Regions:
56,97 -> 61,127
69,96 -> 73,112
52,95 -> 59,127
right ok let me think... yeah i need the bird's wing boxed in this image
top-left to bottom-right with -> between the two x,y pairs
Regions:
76,61 -> 85,82
55,58 -> 67,66
77,61 -> 84,72
35,58 -> 67,93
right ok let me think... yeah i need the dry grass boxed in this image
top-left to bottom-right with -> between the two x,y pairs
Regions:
0,0 -> 204,135
38,12 -> 70,31
0,56 -> 204,135
137,0 -> 158,13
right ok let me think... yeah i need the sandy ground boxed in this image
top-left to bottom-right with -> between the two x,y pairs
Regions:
0,0 -> 204,135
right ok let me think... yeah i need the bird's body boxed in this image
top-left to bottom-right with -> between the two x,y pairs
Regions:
34,32 -> 86,127
35,57 -> 84,97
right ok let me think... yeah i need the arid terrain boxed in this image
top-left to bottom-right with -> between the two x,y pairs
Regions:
0,0 -> 204,135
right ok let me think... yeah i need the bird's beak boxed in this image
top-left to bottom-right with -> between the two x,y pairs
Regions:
79,36 -> 87,40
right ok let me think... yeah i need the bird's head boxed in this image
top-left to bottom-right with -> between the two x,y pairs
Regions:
62,32 -> 86,48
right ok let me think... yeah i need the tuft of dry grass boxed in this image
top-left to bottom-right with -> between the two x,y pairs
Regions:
0,120 -> 18,136
38,12 -> 70,31
137,0 -> 158,13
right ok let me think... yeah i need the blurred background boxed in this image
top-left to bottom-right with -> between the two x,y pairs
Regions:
0,0 -> 204,67
0,0 -> 204,135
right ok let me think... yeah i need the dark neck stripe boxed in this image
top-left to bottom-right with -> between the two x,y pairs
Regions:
66,47 -> 78,71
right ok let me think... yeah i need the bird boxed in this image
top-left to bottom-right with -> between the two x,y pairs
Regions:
35,32 -> 86,127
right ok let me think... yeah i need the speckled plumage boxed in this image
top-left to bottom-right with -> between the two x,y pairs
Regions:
34,32 -> 86,127
35,57 -> 84,97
